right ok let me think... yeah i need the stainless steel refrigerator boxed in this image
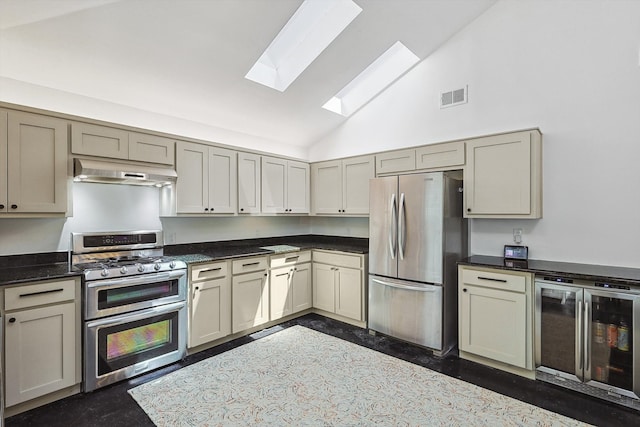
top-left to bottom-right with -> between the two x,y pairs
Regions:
368,171 -> 466,356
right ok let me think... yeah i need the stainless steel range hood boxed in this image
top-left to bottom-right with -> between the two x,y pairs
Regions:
73,158 -> 177,187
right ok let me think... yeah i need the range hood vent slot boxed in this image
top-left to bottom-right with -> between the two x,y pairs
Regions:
73,158 -> 177,187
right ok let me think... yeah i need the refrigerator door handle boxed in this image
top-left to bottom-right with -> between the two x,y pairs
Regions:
584,301 -> 591,377
577,300 -> 584,375
398,192 -> 406,260
389,193 -> 397,260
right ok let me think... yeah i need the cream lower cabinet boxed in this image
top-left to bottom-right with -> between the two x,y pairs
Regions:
312,250 -> 365,323
269,251 -> 312,321
3,278 -> 80,408
458,265 -> 534,376
188,261 -> 231,348
464,129 -> 542,218
1,110 -> 69,215
231,256 -> 269,333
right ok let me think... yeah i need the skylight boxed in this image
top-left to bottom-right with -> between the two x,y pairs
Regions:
323,41 -> 420,116
245,0 -> 362,92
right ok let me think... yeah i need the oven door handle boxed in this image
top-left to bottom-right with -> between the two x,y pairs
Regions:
85,270 -> 185,289
85,300 -> 186,329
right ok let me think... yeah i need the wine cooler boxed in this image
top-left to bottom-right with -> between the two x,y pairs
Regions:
535,276 -> 640,409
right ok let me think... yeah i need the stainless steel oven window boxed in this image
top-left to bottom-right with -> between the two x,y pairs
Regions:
85,270 -> 186,319
84,301 -> 186,392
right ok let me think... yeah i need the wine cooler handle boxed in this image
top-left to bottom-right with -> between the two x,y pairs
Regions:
584,302 -> 591,374
577,300 -> 584,372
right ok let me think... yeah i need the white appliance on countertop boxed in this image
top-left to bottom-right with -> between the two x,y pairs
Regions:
368,171 -> 467,356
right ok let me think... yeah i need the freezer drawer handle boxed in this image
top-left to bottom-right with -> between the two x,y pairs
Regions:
477,276 -> 507,283
371,278 -> 437,293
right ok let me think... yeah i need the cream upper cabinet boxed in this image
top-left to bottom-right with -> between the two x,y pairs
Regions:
415,140 -> 465,170
4,278 -> 80,407
458,266 -> 534,374
1,110 -> 68,214
237,152 -> 261,214
261,156 -> 309,214
375,149 -> 416,175
464,130 -> 542,218
175,141 -> 237,214
189,261 -> 231,348
312,155 -> 374,215
71,122 -> 175,165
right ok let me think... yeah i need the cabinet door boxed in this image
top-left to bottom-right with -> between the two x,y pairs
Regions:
5,302 -> 76,407
375,149 -> 416,174
261,156 -> 286,213
312,160 -> 342,214
129,132 -> 175,165
238,152 -> 261,214
189,276 -> 231,348
342,156 -> 374,215
270,267 -> 292,321
465,131 -> 535,217
176,141 -> 208,213
415,140 -> 465,170
71,122 -> 128,159
312,263 -> 335,313
208,147 -> 237,214
459,283 -> 527,368
232,270 -> 269,333
335,267 -> 363,321
291,263 -> 312,313
0,110 -> 7,212
286,160 -> 310,213
7,111 -> 68,213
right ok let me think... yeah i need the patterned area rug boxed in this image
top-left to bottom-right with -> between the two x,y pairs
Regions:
129,326 -> 588,426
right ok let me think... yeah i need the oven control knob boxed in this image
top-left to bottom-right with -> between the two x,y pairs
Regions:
120,266 -> 128,275
169,261 -> 176,269
154,263 -> 161,271
101,269 -> 109,277
137,264 -> 145,273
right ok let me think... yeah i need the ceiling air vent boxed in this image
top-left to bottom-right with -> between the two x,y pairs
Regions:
440,85 -> 468,109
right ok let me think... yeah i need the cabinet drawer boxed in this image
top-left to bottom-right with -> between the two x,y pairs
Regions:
416,141 -> 465,169
5,279 -> 76,310
461,268 -> 526,293
313,251 -> 362,269
269,251 -> 311,268
191,261 -> 228,281
232,256 -> 268,274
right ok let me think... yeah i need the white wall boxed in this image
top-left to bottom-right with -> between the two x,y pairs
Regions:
0,182 -> 362,255
308,0 -> 640,268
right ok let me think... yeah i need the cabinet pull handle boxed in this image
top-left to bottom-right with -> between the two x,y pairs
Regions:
0,204 -> 4,209
11,204 -> 18,209
19,288 -> 64,298
463,288 -> 467,292
200,267 -> 222,273
477,276 -> 507,283
285,256 -> 299,262
242,262 -> 260,267
124,173 -> 144,178
275,272 -> 289,277
9,317 -> 16,323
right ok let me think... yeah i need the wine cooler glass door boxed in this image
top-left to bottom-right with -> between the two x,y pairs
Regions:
586,290 -> 640,399
535,282 -> 583,381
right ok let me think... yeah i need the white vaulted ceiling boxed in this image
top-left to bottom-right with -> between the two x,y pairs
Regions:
0,0 -> 497,154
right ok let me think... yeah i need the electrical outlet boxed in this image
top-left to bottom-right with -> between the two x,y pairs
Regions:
513,228 -> 523,244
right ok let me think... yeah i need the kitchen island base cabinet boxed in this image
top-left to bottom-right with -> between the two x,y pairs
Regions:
3,278 -> 81,412
458,265 -> 535,379
188,261 -> 231,348
312,250 -> 366,328
231,257 -> 269,334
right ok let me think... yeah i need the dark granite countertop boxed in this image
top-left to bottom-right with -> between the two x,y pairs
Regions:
0,235 -> 368,286
459,255 -> 640,286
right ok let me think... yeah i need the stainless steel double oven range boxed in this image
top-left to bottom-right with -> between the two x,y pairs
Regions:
70,230 -> 187,392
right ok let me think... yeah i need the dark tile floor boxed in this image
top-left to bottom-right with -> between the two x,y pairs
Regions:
6,313 -> 640,426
